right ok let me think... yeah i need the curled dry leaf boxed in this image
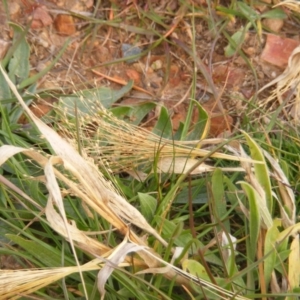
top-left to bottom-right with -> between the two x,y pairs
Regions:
237,144 -> 273,229
221,231 -> 237,263
274,0 -> 300,13
263,150 -> 295,228
259,45 -> 300,123
157,157 -> 244,174
97,236 -> 146,299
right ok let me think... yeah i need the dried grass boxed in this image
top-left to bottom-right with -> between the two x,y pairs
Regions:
0,66 -> 252,299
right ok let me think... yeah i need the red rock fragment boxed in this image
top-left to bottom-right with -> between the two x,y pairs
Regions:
213,65 -> 245,89
31,6 -> 53,29
209,114 -> 233,137
125,68 -> 141,85
261,34 -> 300,69
54,14 -> 76,36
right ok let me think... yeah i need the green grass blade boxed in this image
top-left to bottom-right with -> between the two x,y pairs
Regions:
152,105 -> 173,139
211,168 -> 230,232
242,130 -> 273,213
18,39 -> 70,89
238,181 -> 260,263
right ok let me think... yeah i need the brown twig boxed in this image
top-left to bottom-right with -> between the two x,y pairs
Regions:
91,69 -> 154,96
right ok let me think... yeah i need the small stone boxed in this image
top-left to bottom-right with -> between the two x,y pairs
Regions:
244,46 -> 256,56
54,14 -> 76,36
262,18 -> 284,33
151,59 -> 163,70
122,43 -> 141,64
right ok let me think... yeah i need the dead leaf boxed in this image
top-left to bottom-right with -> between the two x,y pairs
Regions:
288,234 -> 300,290
97,236 -> 146,299
263,150 -> 295,228
157,157 -> 244,174
259,45 -> 300,122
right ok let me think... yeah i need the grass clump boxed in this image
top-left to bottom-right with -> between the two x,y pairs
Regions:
1,0 -> 300,299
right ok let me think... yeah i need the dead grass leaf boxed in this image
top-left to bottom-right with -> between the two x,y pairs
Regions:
97,234 -> 146,299
259,45 -> 300,123
274,0 -> 300,13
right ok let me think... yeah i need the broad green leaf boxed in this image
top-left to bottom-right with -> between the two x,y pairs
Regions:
242,130 -> 273,213
237,1 -> 258,21
0,219 -> 18,243
128,102 -> 156,125
155,216 -> 177,238
110,106 -> 131,118
8,97 -> 34,124
187,100 -> 209,140
59,80 -> 134,116
216,6 -> 243,18
276,222 -> 300,244
174,121 -> 184,140
137,192 -> 157,222
238,181 -> 261,262
261,8 -> 286,19
182,259 -> 210,281
6,234 -> 74,267
264,219 -> 281,288
18,40 -> 70,89
211,168 -> 230,232
81,80 -> 133,109
152,105 -> 173,139
174,186 -> 208,204
8,24 -> 30,85
182,259 -> 227,293
224,27 -> 245,57
0,71 -> 11,100
111,102 -> 156,125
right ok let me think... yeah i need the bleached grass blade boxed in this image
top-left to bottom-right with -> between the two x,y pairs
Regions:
0,259 -> 103,299
274,0 -> 300,13
288,234 -> 300,293
263,150 -> 296,227
238,143 -> 273,229
242,131 -> 273,213
157,157 -> 245,174
264,219 -> 281,288
96,234 -> 146,299
258,45 -> 300,123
